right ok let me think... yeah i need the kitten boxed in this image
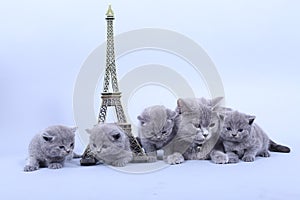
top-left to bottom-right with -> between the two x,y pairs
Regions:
137,105 -> 178,162
163,97 -> 227,164
219,110 -> 271,163
87,123 -> 133,167
182,99 -> 228,162
24,125 -> 77,172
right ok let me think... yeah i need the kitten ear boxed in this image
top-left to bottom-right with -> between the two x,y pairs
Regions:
85,129 -> 92,134
112,133 -> 121,140
70,126 -> 78,133
177,98 -> 184,110
166,109 -> 178,120
218,113 -> 225,121
42,132 -> 54,142
177,98 -> 193,113
246,115 -> 256,125
210,97 -> 224,109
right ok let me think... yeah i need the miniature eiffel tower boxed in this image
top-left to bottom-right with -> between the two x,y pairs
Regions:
80,5 -> 146,166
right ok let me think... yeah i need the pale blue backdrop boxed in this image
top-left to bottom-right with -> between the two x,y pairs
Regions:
0,0 -> 299,199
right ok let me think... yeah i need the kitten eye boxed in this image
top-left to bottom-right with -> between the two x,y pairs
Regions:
238,129 -> 243,132
92,143 -> 97,148
102,145 -> 107,149
70,143 -> 74,148
226,127 -> 232,131
162,131 -> 167,135
209,123 -> 215,128
112,133 -> 121,140
59,146 -> 64,149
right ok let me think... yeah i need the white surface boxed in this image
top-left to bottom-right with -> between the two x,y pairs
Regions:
1,0 -> 300,199
1,150 -> 299,200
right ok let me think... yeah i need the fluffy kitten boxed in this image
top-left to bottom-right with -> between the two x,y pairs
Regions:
220,111 -> 271,163
87,123 -> 133,167
24,125 -> 77,172
163,97 -> 227,164
182,98 -> 228,162
137,105 -> 178,162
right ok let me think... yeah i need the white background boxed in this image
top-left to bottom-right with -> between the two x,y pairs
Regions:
0,0 -> 299,199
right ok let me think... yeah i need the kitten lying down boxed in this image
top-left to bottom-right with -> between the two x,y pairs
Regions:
86,123 -> 133,167
24,125 -> 79,172
219,110 -> 290,163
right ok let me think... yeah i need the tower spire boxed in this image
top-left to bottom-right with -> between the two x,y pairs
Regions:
103,5 -> 118,93
106,5 -> 114,17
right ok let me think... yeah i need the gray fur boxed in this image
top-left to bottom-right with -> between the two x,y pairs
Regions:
163,97 -> 226,164
220,111 -> 270,163
137,105 -> 178,162
269,139 -> 290,153
87,123 -> 133,167
24,125 -> 77,172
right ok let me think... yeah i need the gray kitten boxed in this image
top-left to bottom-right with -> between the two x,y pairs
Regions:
24,125 -> 77,172
220,110 -> 271,163
87,123 -> 133,167
164,97 -> 226,164
137,105 -> 178,162
182,98 -> 228,163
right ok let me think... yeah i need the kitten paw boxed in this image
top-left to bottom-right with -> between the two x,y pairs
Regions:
111,160 -> 128,167
228,156 -> 239,164
48,163 -> 63,169
167,153 -> 184,165
212,154 -> 229,164
147,156 -> 157,163
24,165 -> 39,172
80,157 -> 98,166
259,151 -> 270,157
242,155 -> 255,162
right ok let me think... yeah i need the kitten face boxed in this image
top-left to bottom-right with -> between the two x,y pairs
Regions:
165,97 -> 224,162
41,126 -> 76,158
191,112 -> 219,146
177,97 -> 223,144
178,101 -> 220,146
138,105 -> 177,142
87,124 -> 129,159
220,111 -> 255,142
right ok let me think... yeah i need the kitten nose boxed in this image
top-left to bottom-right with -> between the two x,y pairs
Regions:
202,130 -> 209,138
66,149 -> 71,153
232,133 -> 237,137
203,133 -> 208,138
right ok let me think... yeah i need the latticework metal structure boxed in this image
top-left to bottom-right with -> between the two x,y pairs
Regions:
80,5 -> 146,166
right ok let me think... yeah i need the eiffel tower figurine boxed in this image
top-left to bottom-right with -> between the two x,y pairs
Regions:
80,5 -> 146,166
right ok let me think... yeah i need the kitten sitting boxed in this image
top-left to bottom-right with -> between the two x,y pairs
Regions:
164,97 -> 227,164
220,110 -> 272,163
24,125 -> 77,172
87,123 -> 133,167
137,105 -> 178,162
